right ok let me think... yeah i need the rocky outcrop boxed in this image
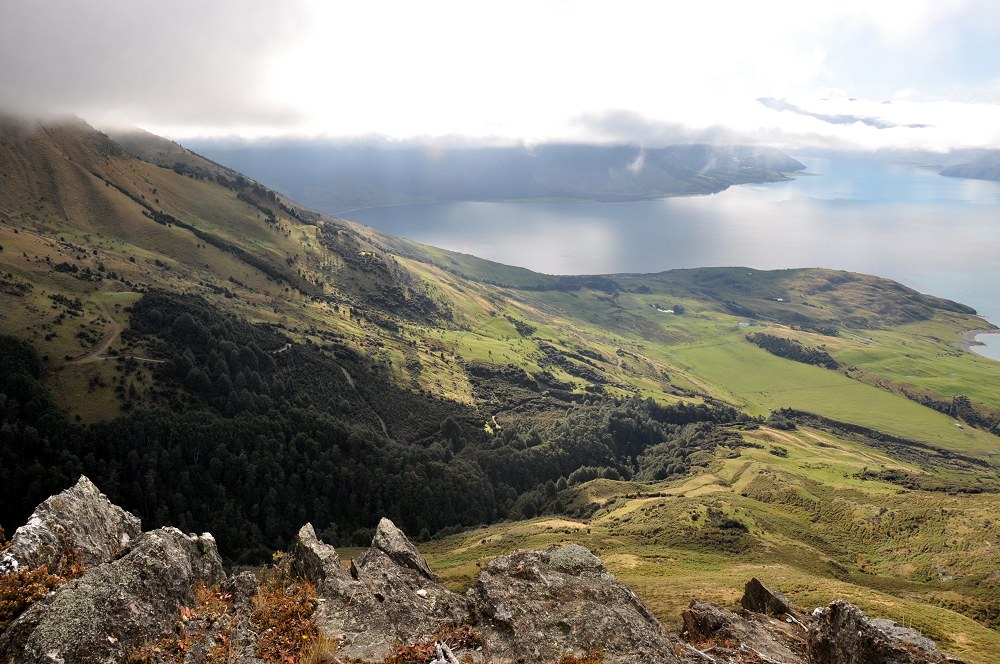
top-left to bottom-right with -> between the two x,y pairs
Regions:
294,518 -> 468,661
227,571 -> 264,662
0,475 -> 140,576
0,482 -> 965,664
740,577 -> 794,616
681,599 -> 806,663
291,522 -> 346,589
808,600 -> 963,664
468,544 -> 682,663
680,579 -> 964,664
358,516 -> 437,580
0,527 -> 224,664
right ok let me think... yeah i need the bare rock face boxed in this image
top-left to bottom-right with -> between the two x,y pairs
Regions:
807,600 -> 962,664
291,522 -> 347,589
357,516 -> 436,580
300,519 -> 468,661
740,577 -> 793,616
681,599 -> 806,663
226,571 -> 264,664
0,528 -> 225,664
681,590 -> 963,664
468,544 -> 682,663
0,475 -> 140,575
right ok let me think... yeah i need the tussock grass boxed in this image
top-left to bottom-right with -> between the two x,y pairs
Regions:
422,424 -> 1000,662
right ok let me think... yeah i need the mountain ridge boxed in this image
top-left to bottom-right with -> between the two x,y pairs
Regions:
179,138 -> 806,213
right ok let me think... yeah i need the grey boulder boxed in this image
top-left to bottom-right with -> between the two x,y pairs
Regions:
0,475 -> 140,576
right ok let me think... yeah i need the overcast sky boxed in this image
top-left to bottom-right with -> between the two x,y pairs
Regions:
3,0 -> 1000,150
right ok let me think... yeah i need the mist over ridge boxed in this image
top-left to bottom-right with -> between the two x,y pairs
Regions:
176,138 -> 803,213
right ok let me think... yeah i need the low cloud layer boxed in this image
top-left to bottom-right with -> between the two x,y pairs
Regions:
2,1 -> 1000,150
0,1 -> 306,128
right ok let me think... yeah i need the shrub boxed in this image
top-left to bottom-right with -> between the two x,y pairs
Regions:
381,624 -> 482,664
0,565 -> 65,630
253,552 -> 319,662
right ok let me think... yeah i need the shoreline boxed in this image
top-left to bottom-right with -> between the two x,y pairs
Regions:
331,173 -> 803,216
956,328 -> 1000,356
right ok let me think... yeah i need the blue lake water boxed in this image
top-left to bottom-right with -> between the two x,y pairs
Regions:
344,156 -> 1000,358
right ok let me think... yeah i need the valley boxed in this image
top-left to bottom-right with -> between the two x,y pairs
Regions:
1,116 -> 999,661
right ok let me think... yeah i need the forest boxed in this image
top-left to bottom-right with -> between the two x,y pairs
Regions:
0,290 -> 749,561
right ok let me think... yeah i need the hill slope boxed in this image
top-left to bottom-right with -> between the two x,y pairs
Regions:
1,116 -> 999,661
179,139 -> 805,212
940,151 -> 1000,182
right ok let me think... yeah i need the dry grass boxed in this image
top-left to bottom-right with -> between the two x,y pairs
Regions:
252,552 -> 320,663
299,634 -> 341,664
554,650 -> 605,664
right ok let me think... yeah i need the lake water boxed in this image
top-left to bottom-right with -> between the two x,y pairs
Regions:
344,156 -> 1000,359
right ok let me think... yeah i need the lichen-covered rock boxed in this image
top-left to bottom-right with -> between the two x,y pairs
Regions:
0,475 -> 140,575
226,572 -> 263,664
467,545 -> 682,663
807,600 -> 962,664
291,522 -> 347,588
356,517 -> 436,580
681,599 -> 805,663
308,520 -> 468,661
0,527 -> 225,664
548,543 -> 604,575
740,577 -> 793,616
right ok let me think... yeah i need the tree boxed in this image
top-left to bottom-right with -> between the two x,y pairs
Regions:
184,367 -> 212,393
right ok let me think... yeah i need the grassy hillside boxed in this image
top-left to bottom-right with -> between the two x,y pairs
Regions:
422,423 -> 1000,661
1,116 -> 998,661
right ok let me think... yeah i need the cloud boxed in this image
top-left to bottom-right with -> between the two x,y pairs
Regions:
575,109 -> 849,152
574,111 -> 748,146
575,99 -> 1000,153
2,0 -> 999,150
626,150 -> 645,175
0,0 -> 308,129
756,98 -> 931,129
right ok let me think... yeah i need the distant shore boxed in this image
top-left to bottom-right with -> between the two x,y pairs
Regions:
957,328 -> 1000,356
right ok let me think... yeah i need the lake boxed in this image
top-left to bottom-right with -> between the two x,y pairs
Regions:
344,156 -> 1000,359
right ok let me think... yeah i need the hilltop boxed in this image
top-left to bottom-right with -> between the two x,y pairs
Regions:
1,116 -> 999,660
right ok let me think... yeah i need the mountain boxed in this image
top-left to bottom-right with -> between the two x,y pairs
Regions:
940,151 -> 1000,182
178,138 -> 805,212
1,116 -> 999,661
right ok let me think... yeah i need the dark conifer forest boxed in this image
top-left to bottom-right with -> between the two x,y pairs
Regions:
0,290 -> 744,561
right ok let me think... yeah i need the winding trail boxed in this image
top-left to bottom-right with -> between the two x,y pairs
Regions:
70,299 -> 164,364
72,300 -> 121,364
